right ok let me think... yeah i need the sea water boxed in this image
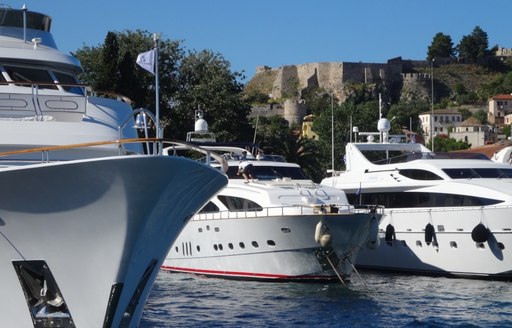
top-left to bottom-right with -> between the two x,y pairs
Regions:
141,271 -> 512,327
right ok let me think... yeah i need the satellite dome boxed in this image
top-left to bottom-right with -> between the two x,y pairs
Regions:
377,118 -> 390,132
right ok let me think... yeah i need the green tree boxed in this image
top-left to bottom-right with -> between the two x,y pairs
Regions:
458,26 -> 492,62
253,116 -> 325,182
74,30 -> 251,141
170,49 -> 252,141
74,30 -> 183,112
427,32 -> 455,60
426,135 -> 470,151
387,100 -> 429,135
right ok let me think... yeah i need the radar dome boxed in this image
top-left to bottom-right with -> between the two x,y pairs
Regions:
377,118 -> 390,132
195,118 -> 208,132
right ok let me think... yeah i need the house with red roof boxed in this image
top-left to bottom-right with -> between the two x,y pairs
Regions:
488,94 -> 512,127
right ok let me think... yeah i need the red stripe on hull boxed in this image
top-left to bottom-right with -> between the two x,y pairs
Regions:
161,265 -> 340,281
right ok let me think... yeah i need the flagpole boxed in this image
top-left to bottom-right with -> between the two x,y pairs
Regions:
153,33 -> 161,141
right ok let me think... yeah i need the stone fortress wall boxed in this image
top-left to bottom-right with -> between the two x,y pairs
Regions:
259,58 -> 410,124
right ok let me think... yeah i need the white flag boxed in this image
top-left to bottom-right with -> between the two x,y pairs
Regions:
136,49 -> 155,74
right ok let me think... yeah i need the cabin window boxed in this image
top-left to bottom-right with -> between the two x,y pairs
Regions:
399,169 -> 443,180
4,65 -> 57,89
226,165 -> 308,180
443,168 -> 512,179
53,71 -> 84,95
217,195 -> 263,211
199,201 -> 219,213
348,191 -> 504,208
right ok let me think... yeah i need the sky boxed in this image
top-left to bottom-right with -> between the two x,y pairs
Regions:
6,0 -> 512,82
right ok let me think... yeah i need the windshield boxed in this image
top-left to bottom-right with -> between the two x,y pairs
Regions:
443,168 -> 512,179
227,165 -> 308,180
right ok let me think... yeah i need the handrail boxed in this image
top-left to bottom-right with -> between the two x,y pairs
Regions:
0,138 -> 158,157
0,138 -> 229,173
193,204 -> 383,221
0,81 -> 132,103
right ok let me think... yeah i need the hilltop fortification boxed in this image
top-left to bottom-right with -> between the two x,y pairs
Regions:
246,57 -> 425,124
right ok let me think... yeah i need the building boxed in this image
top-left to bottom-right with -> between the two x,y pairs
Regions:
419,109 -> 462,140
488,94 -> 512,127
450,117 -> 491,148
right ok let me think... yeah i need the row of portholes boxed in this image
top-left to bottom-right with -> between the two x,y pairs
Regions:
174,239 -> 277,257
386,239 -> 505,250
212,239 -> 276,252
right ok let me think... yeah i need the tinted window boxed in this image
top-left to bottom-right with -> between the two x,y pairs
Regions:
226,165 -> 308,180
4,66 -> 57,89
198,201 -> 219,213
217,195 -> 263,211
444,168 -> 512,179
399,169 -> 443,180
348,192 -> 503,208
53,71 -> 84,95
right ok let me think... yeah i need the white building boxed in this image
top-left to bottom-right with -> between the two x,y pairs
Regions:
419,109 -> 462,140
488,94 -> 512,127
450,117 -> 490,148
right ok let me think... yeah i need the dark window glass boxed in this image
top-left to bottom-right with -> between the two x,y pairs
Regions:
199,201 -> 219,213
444,168 -> 512,179
399,169 -> 443,180
53,71 -> 84,95
226,165 -> 308,180
4,66 -> 57,89
348,191 -> 503,208
217,195 -> 263,211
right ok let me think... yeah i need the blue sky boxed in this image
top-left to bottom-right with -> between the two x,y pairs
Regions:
8,0 -> 512,81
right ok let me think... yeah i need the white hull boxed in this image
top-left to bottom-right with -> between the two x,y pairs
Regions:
0,155 -> 227,327
322,131 -> 512,279
163,213 -> 379,281
356,205 -> 512,278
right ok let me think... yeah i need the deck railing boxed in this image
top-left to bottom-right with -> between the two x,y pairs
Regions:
193,204 -> 383,221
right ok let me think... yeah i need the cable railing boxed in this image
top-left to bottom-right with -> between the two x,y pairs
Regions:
193,204 -> 383,221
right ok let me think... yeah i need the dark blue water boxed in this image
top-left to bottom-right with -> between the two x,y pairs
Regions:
141,270 -> 512,327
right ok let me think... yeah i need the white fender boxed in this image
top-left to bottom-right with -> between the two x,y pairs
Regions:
320,233 -> 332,247
314,221 -> 323,243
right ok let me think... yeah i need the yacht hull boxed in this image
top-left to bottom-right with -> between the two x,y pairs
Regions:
163,213 -> 379,281
356,206 -> 512,279
0,155 -> 227,327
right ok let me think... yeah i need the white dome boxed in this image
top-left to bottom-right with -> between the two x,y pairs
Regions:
377,118 -> 390,132
195,118 -> 208,132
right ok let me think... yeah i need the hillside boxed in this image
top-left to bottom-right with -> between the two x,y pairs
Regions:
244,58 -> 512,108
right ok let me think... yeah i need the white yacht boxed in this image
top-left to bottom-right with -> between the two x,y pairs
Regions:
0,7 -> 227,328
322,118 -> 512,279
161,114 -> 383,282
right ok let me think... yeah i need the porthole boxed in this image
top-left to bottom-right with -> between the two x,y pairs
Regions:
206,225 -> 210,231
416,241 -> 422,247
281,228 -> 291,233
252,241 -> 259,248
175,246 -> 179,253
198,228 -> 203,233
450,241 -> 458,248
196,245 -> 201,252
214,227 -> 220,232
267,240 -> 276,247
239,242 -> 245,249
218,244 -> 223,251
498,242 -> 505,250
213,244 -> 218,251
476,242 -> 485,249
228,243 -> 234,250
